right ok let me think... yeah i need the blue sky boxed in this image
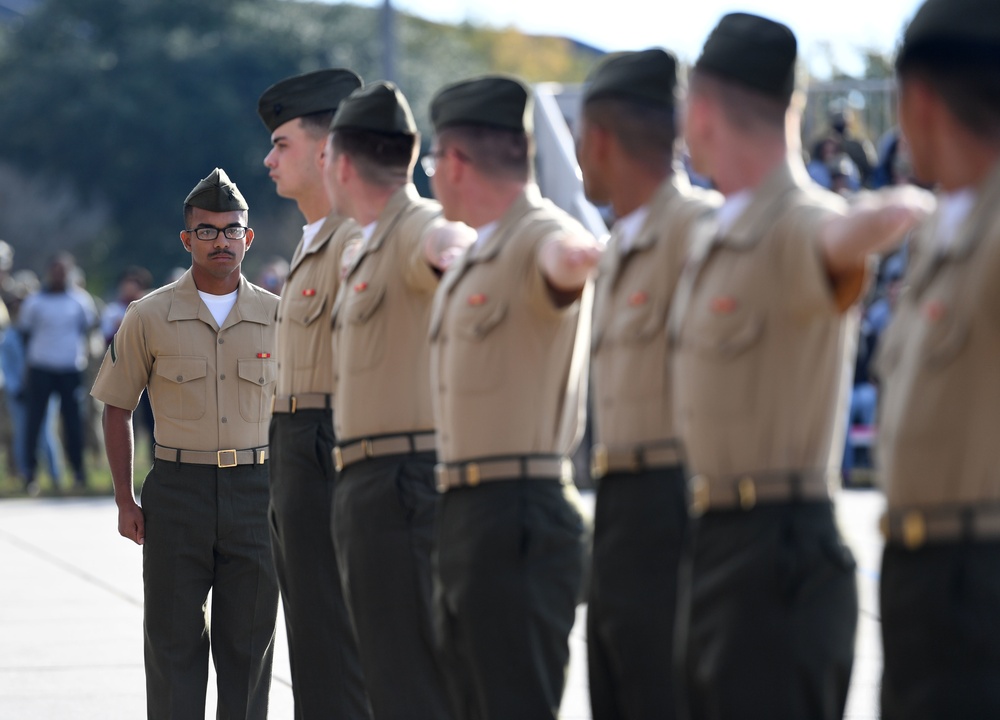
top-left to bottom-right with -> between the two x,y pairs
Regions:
342,0 -> 925,77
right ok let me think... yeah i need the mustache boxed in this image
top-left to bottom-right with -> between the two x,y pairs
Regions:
209,250 -> 235,259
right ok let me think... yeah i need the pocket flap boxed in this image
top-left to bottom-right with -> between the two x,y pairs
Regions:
688,313 -> 764,359
348,285 -> 387,324
155,356 -> 207,384
456,301 -> 508,340
237,358 -> 278,386
289,294 -> 328,327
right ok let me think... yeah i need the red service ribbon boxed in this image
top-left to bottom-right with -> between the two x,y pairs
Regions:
354,282 -> 369,292
257,353 -> 271,358
302,288 -> 316,297
628,291 -> 648,307
468,293 -> 487,306
710,296 -> 739,314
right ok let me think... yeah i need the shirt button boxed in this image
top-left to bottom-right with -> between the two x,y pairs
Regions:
176,375 -> 183,381
221,417 -> 227,423
258,377 -> 265,384
220,374 -> 226,380
218,338 -> 224,344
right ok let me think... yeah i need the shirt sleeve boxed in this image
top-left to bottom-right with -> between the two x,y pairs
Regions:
403,213 -> 443,295
778,202 -> 843,321
90,304 -> 152,411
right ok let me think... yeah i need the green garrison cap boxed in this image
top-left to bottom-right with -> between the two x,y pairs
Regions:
257,68 -> 363,133
695,12 -> 797,102
898,0 -> 1000,66
430,75 -> 533,134
331,81 -> 417,135
583,48 -> 679,109
184,168 -> 248,212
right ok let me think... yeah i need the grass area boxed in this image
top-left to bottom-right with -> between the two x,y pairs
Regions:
0,437 -> 150,500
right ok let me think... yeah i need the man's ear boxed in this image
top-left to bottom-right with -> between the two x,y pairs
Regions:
244,228 -> 255,251
179,230 -> 192,253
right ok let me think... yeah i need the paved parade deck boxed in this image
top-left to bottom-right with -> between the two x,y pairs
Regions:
0,489 -> 884,719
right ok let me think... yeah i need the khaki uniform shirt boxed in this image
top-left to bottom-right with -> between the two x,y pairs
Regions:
670,159 -> 853,480
91,269 -> 279,452
331,184 -> 442,440
275,213 -> 363,397
591,174 -> 719,449
876,163 -> 1000,508
430,185 -> 593,463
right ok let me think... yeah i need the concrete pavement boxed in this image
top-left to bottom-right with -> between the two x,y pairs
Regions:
0,489 -> 884,719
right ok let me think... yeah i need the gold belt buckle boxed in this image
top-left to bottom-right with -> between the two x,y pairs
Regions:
738,476 -> 757,510
590,444 -> 608,480
289,396 -> 297,414
333,446 -> 344,472
363,438 -> 374,459
689,475 -> 709,517
217,449 -> 238,468
902,510 -> 927,549
465,462 -> 481,487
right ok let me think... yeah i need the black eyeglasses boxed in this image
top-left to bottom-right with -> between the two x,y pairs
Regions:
186,226 -> 250,241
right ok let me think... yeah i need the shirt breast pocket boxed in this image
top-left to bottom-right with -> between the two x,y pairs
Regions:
237,358 -> 278,422
345,284 -> 387,372
286,294 -> 329,370
453,300 -> 508,394
154,356 -> 207,420
611,297 -> 668,400
685,309 -> 764,420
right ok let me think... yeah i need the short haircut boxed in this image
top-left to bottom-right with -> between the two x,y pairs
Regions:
583,96 -> 676,173
298,110 -> 337,139
689,68 -> 788,135
897,53 -> 1000,143
437,125 -> 532,183
182,205 -> 248,226
331,128 -> 418,188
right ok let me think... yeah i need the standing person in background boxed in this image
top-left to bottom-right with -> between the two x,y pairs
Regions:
92,168 -> 279,719
257,68 -> 372,720
325,80 -> 472,720
670,13 -> 930,719
19,252 -> 97,493
101,265 -> 155,462
876,1 -> 1000,717
576,48 -> 720,720
0,283 -> 61,489
427,74 -> 601,720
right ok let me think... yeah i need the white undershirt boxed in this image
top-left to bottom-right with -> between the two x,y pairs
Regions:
934,188 -> 977,250
300,217 -> 326,253
614,204 -> 651,254
716,189 -> 754,236
198,289 -> 238,327
362,221 -> 377,243
473,220 -> 500,251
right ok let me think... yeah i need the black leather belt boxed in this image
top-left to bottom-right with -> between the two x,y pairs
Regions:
154,445 -> 268,467
881,503 -> 1000,549
590,440 -> 683,479
688,469 -> 831,516
334,432 -> 437,472
271,393 -> 331,414
435,454 -> 572,493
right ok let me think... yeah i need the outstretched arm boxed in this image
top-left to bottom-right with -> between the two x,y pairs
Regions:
103,404 -> 144,545
424,221 -> 476,272
539,232 -> 604,297
821,185 -> 935,311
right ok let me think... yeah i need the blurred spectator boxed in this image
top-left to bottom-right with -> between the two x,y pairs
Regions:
807,136 -> 861,192
100,266 -> 155,461
17,252 -> 98,492
1,281 -> 62,489
254,255 -> 290,296
827,98 -> 878,187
